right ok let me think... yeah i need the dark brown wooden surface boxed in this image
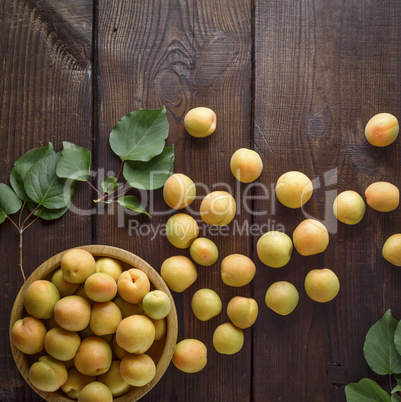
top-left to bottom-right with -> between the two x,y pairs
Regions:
1,0 -> 401,401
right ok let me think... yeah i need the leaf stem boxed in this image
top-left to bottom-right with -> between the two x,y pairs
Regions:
95,182 -> 130,203
21,204 -> 41,227
18,201 -> 26,227
86,180 -> 101,196
389,374 -> 393,391
116,161 -> 125,181
18,230 -> 26,282
7,216 -> 20,231
22,215 -> 40,232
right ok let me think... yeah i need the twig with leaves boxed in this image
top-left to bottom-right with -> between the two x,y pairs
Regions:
0,106 -> 174,281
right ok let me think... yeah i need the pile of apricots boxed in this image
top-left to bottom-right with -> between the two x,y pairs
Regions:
11,248 -> 172,401
162,108 -> 400,373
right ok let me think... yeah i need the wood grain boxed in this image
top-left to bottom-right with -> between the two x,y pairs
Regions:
95,0 -> 252,400
0,0 -> 93,400
2,0 -> 401,401
253,0 -> 401,401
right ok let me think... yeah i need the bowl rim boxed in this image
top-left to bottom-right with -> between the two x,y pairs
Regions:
9,245 -> 178,402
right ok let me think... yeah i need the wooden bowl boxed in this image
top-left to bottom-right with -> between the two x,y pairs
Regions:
9,245 -> 178,401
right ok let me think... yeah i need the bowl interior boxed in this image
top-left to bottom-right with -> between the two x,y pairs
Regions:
9,245 -> 178,402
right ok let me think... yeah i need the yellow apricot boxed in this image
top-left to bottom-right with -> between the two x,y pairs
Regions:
265,281 -> 299,315
184,107 -> 216,138
163,173 -> 196,209
276,171 -> 313,209
304,268 -> 340,303
333,190 -> 365,225
200,191 -> 236,226
365,112 -> 399,147
382,234 -> 401,266
230,148 -> 263,183
166,213 -> 199,249
293,219 -> 329,256
365,181 -> 399,212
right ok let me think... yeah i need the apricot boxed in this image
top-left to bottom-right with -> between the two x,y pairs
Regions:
95,257 -> 123,281
292,219 -> 329,256
227,296 -> 258,329
74,337 -> 112,376
61,367 -> 95,399
221,254 -> 256,287
98,360 -> 131,397
365,181 -> 399,212
74,284 -> 93,303
112,336 -> 129,360
382,234 -> 401,266
276,171 -> 313,208
191,288 -> 222,321
163,173 -> 196,209
200,191 -> 236,226
172,339 -> 207,373
166,213 -> 199,249
333,190 -> 365,225
142,290 -> 171,320
257,231 -> 293,268
120,353 -> 156,387
117,268 -> 150,304
44,327 -> 81,361
161,255 -> 197,292
23,280 -> 60,319
61,248 -> 96,283
54,295 -> 91,332
184,107 -> 216,138
51,269 -> 80,297
78,381 -> 113,402
114,297 -> 144,318
90,301 -> 122,336
151,317 -> 167,340
29,355 -> 68,392
265,281 -> 299,315
304,268 -> 340,303
85,272 -> 117,302
11,316 -> 47,354
213,323 -> 244,355
189,237 -> 219,266
230,148 -> 263,183
116,315 -> 155,354
365,112 -> 399,147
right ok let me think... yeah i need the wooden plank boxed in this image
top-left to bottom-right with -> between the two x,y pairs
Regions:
95,0 -> 252,400
253,0 -> 401,401
0,1 -> 93,400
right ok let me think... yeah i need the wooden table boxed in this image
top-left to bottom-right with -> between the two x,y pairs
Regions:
1,1 -> 401,401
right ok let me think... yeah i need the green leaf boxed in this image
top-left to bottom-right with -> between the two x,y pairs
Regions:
24,153 -> 76,209
391,394 -> 401,402
0,184 -> 23,224
363,310 -> 401,375
117,195 -> 151,217
109,106 -> 169,162
27,201 -> 69,221
56,141 -> 91,182
101,177 -> 118,194
345,378 -> 391,402
391,384 -> 401,395
393,319 -> 401,358
123,146 -> 175,190
9,143 -> 55,201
